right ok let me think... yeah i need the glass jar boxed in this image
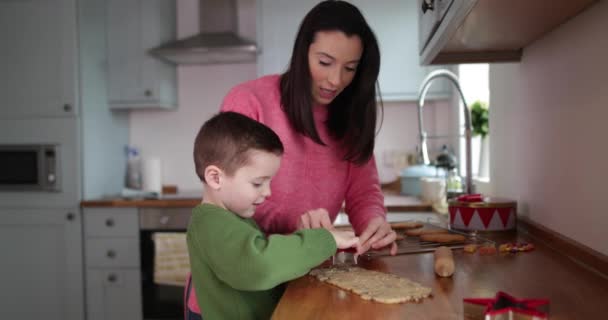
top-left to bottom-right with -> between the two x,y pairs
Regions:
446,168 -> 463,194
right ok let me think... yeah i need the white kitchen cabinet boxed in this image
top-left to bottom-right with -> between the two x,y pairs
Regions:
106,0 -> 177,109
257,0 -> 451,101
0,0 -> 130,317
84,208 -> 142,320
0,0 -> 78,118
86,269 -> 143,320
418,0 -> 596,65
0,209 -> 83,320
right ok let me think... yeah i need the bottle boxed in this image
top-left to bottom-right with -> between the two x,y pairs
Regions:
125,146 -> 142,190
446,168 -> 462,194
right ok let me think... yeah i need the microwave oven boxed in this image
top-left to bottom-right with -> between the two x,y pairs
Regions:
0,144 -> 60,191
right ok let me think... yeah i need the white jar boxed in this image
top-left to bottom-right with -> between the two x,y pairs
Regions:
420,177 -> 446,205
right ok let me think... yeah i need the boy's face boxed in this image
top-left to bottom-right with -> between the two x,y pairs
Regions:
220,150 -> 281,218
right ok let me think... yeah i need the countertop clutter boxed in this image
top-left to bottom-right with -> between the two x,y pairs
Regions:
271,228 -> 608,320
80,190 -> 608,320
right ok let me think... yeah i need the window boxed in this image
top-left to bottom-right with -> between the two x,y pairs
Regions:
458,64 -> 490,182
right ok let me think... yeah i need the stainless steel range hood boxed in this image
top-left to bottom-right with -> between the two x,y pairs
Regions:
151,0 -> 258,65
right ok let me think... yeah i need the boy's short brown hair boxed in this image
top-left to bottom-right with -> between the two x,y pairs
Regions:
194,112 -> 284,182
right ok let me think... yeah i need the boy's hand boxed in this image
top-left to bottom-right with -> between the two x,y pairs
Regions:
329,229 -> 359,250
297,208 -> 333,230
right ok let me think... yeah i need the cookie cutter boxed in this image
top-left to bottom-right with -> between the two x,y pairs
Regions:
332,248 -> 358,266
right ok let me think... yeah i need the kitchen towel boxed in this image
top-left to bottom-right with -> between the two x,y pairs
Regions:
152,232 -> 190,286
142,157 -> 162,194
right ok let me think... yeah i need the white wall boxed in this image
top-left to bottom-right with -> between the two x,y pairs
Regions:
375,100 -> 452,184
129,0 -> 257,192
489,1 -> 608,255
129,0 -> 453,192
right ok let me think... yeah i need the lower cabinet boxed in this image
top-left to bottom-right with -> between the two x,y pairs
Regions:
84,208 -> 142,320
0,208 -> 84,320
86,269 -> 142,320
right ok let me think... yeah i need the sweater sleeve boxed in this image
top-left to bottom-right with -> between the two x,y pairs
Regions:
343,156 -> 387,235
190,211 -> 336,291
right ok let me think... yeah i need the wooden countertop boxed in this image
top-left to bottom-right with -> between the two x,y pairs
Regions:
81,197 -> 202,208
80,190 -> 431,211
272,229 -> 608,319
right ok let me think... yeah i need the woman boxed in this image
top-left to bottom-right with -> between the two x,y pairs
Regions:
186,1 -> 396,318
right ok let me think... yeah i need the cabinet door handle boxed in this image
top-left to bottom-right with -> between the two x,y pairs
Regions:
144,89 -> 152,97
63,103 -> 72,112
66,212 -> 75,221
105,218 -> 115,227
106,250 -> 116,259
107,273 -> 117,283
160,215 -> 170,225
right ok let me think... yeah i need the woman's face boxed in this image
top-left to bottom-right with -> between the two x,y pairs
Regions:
308,30 -> 363,105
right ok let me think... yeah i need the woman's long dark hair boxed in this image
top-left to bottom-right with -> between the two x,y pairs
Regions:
280,0 -> 382,165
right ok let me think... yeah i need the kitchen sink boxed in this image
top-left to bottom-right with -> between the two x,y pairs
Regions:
334,211 -> 441,227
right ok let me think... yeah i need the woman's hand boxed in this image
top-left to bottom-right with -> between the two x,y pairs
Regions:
356,216 -> 397,255
297,208 -> 334,230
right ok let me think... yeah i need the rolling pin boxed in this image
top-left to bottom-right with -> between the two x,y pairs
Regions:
434,246 -> 455,277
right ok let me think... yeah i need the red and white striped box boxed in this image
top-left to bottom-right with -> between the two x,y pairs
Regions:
449,195 -> 517,231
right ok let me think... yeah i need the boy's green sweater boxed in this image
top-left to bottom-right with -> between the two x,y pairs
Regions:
187,203 -> 337,320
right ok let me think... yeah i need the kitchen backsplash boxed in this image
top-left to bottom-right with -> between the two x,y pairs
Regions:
129,63 -> 256,192
129,63 -> 452,191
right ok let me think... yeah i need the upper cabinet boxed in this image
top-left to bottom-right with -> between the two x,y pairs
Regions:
419,0 -> 598,65
106,0 -> 177,109
258,0 -> 451,101
0,0 -> 78,118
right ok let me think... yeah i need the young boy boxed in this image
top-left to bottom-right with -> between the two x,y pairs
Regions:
187,112 -> 359,319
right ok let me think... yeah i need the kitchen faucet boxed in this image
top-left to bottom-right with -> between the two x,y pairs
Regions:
417,69 -> 473,195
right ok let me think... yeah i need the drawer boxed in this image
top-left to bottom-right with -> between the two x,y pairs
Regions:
84,208 -> 138,237
86,238 -> 139,268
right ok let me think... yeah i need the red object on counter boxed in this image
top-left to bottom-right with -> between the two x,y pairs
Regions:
464,291 -> 550,319
449,196 -> 517,231
457,193 -> 483,202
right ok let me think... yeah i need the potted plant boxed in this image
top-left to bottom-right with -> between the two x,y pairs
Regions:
471,100 -> 489,139
470,100 -> 489,177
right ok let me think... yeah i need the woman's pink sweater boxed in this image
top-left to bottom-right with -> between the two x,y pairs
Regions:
220,75 -> 386,235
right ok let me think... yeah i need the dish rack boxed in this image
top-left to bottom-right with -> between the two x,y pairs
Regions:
364,222 -> 494,258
